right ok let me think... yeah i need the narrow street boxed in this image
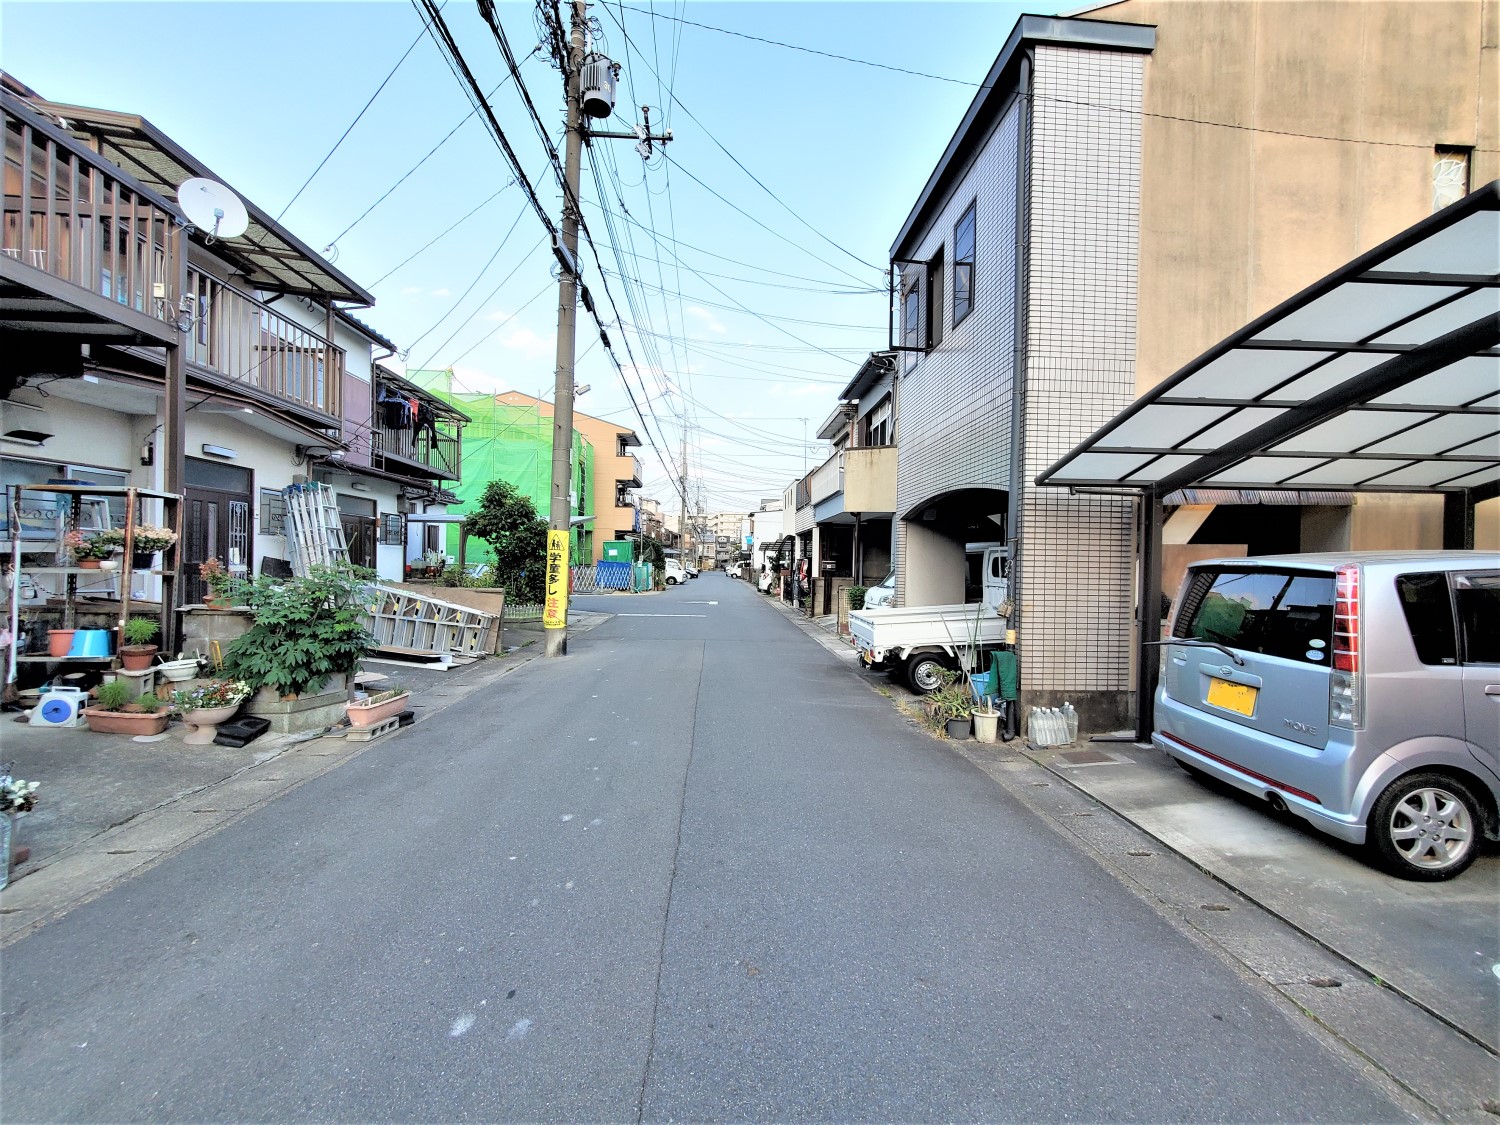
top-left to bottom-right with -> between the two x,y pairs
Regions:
3,575 -> 1411,1122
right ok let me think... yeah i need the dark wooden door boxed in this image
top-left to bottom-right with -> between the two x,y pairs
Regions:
342,514 -> 377,570
183,487 -> 251,604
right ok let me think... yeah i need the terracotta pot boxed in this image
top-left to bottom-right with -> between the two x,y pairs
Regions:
83,707 -> 171,736
78,558 -> 102,570
346,691 -> 411,728
48,629 -> 77,657
181,702 -> 242,745
120,644 -> 160,671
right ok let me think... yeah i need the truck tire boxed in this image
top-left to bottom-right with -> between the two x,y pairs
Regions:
906,652 -> 951,694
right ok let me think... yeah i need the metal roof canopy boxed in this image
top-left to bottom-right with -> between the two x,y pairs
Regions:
36,100 -> 374,306
1034,182 -> 1499,743
1038,181 -> 1499,500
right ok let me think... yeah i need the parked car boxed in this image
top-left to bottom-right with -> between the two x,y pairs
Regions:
863,569 -> 896,608
664,560 -> 690,585
1154,551 -> 1499,880
686,564 -> 700,579
725,562 -> 743,579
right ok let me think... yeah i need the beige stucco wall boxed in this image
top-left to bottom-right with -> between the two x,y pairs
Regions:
901,521 -> 964,607
1089,0 -> 1499,391
1349,492 -> 1446,549
843,446 -> 897,513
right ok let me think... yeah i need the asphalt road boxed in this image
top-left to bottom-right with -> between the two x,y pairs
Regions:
1,575 -> 1409,1123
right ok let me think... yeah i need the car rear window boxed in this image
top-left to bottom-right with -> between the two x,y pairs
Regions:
1175,569 -> 1335,664
1395,572 -> 1457,665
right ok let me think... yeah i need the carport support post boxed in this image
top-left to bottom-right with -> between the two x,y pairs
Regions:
1136,492 -> 1164,743
1442,489 -> 1474,550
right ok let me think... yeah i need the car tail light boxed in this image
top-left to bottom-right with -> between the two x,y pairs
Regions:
1330,564 -> 1362,729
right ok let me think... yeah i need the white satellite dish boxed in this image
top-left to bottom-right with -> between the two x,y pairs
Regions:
177,177 -> 249,243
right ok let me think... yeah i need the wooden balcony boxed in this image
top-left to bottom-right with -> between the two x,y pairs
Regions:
1,91 -> 183,346
182,268 -> 342,423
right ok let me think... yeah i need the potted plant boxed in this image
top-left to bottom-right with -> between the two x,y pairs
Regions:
129,524 -> 178,570
172,679 -> 250,745
346,686 -> 410,728
0,767 -> 40,890
119,616 -> 161,671
64,528 -> 119,569
972,700 -> 1000,744
83,679 -> 172,735
923,669 -> 974,739
220,564 -> 374,700
198,558 -> 233,608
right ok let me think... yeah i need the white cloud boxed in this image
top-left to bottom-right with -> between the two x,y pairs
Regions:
686,305 -> 726,334
446,365 -> 508,395
501,326 -> 554,361
431,287 -> 450,298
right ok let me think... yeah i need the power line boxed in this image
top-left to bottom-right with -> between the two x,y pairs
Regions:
413,230 -> 550,369
277,4 -> 443,221
369,189 -> 507,289
403,203 -> 533,359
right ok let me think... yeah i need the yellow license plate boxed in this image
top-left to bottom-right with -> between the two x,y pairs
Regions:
1207,677 -> 1257,716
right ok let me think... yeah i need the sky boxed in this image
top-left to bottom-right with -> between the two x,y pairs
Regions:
1,0 -> 1063,516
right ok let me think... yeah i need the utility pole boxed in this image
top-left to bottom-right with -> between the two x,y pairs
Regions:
679,428 -> 688,568
543,0 -> 669,657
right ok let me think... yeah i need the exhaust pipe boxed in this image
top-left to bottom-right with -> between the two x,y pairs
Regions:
1266,792 -> 1288,814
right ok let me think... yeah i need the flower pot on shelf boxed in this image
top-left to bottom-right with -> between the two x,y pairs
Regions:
180,703 -> 242,745
48,629 -> 77,657
345,691 -> 411,728
101,557 -> 121,572
82,706 -> 171,736
132,551 -> 157,570
78,558 -> 102,570
158,658 -> 201,683
120,644 -> 160,672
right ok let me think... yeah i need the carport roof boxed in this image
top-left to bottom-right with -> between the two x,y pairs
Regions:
1037,182 -> 1500,499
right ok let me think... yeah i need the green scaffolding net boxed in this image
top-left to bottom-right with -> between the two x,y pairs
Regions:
406,371 -> 595,568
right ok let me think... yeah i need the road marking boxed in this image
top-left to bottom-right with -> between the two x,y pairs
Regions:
685,600 -> 719,605
615,613 -> 708,617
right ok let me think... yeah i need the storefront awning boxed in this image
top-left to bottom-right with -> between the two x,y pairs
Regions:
1038,182 -> 1499,499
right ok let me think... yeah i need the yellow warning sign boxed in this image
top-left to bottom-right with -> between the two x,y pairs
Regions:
543,529 -> 569,629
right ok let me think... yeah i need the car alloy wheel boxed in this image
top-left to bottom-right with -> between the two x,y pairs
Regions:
906,654 -> 949,694
1369,772 -> 1481,880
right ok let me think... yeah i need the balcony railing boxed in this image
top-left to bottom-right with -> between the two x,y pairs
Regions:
618,453 -> 642,487
809,450 -> 843,506
2,93 -> 182,338
843,445 -> 897,513
182,268 -> 342,419
371,424 -> 461,482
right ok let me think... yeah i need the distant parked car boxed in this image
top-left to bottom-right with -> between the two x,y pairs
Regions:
687,564 -> 700,578
1154,551 -> 1499,881
863,569 -> 896,608
664,560 -> 690,585
725,562 -> 743,579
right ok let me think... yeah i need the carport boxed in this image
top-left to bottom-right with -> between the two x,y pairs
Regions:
1037,182 -> 1499,740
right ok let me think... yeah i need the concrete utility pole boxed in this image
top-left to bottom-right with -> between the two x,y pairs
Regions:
544,0 -> 668,657
679,429 -> 688,566
544,0 -> 587,659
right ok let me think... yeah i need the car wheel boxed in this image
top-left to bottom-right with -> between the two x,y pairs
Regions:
666,576 -> 678,585
1368,772 -> 1483,881
906,653 -> 950,694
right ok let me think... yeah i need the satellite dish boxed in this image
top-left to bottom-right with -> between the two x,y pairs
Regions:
177,178 -> 249,243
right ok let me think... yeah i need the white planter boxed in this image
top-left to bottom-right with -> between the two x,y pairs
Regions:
973,709 -> 1000,744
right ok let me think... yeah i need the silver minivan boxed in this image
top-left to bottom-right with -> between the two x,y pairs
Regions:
1154,551 -> 1499,880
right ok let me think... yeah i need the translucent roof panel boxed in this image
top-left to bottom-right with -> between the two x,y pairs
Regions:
1039,182 -> 1499,494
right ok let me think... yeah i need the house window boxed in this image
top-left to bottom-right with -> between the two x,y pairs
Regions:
902,282 -> 921,369
953,201 -> 976,325
926,247 -> 944,348
259,488 -> 286,536
863,397 -> 892,447
380,513 -> 405,546
1434,146 -> 1471,211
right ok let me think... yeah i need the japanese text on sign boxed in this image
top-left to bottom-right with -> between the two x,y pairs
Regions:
543,529 -> 569,630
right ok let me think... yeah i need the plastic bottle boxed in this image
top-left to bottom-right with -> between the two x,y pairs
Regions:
1062,702 -> 1079,744
1050,708 -> 1067,747
1041,708 -> 1060,747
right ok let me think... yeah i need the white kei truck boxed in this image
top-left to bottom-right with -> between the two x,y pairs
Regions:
849,544 -> 1010,693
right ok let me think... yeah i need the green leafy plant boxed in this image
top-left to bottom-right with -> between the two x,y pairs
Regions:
121,617 -> 160,646
94,680 -> 132,711
220,565 -> 375,698
134,692 -> 162,713
198,557 -> 233,599
64,529 -> 117,560
847,585 -> 867,611
462,480 -> 549,604
922,668 -> 974,731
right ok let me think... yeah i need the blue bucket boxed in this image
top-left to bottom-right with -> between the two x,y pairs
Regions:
67,629 -> 114,658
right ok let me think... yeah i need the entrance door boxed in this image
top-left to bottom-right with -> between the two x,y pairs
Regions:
336,493 -> 378,571
183,458 -> 252,605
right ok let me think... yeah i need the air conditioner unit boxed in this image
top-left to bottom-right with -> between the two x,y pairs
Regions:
33,687 -> 88,728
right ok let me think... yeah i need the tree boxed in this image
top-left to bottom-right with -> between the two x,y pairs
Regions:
464,480 -> 549,604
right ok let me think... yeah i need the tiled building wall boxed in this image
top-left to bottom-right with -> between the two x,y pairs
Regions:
893,98 -> 1023,604
1019,46 -> 1144,720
